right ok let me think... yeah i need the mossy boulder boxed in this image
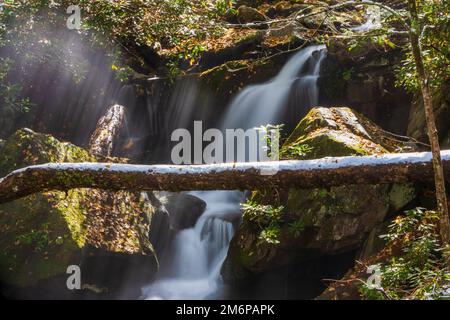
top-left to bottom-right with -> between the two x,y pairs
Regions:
0,129 -> 158,296
199,59 -> 278,98
222,107 -> 417,281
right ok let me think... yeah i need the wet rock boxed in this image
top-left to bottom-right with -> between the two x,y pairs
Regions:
320,42 -> 412,134
148,192 -> 172,256
0,129 -> 158,298
442,131 -> 450,149
235,0 -> 267,9
407,83 -> 450,147
164,193 -> 207,230
357,221 -> 389,260
199,58 -> 280,103
222,107 -> 417,282
265,1 -> 308,18
199,31 -> 265,71
237,6 -> 267,24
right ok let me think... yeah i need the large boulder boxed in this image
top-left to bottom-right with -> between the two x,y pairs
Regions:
237,6 -> 267,24
0,129 -> 158,298
164,193 -> 207,230
222,107 -> 417,282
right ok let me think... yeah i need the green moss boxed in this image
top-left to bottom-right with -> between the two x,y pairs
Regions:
199,58 -> 273,96
52,190 -> 88,248
0,128 -> 96,177
388,184 -> 416,211
0,193 -> 83,286
0,129 -> 157,287
235,31 -> 264,46
238,250 -> 253,270
282,107 -> 389,159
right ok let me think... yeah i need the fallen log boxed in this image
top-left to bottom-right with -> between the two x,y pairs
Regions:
0,151 -> 450,205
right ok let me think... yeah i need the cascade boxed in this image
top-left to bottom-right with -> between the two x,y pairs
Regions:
142,45 -> 327,300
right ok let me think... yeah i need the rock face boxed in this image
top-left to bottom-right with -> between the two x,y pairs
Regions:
320,42 -> 412,134
407,83 -> 450,148
222,107 -> 417,282
164,193 -> 207,230
0,129 -> 158,298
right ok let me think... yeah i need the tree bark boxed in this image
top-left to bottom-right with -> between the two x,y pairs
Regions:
407,0 -> 450,244
1,151 -> 450,205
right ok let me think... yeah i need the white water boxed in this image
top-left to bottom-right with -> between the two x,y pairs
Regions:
142,191 -> 242,300
221,44 -> 326,130
141,45 -> 327,300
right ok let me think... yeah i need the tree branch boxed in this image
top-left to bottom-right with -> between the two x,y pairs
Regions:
226,1 -> 409,30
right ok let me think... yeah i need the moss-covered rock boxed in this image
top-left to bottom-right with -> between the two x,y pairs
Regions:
282,107 -> 403,158
0,129 -> 158,295
199,59 -> 277,98
222,107 -> 417,281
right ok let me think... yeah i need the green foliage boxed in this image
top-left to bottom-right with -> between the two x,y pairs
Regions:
214,0 -> 236,16
282,142 -> 313,159
0,1 -> 227,82
255,123 -> 312,160
74,0 -> 225,50
342,68 -> 353,81
359,281 -> 386,300
255,124 -> 283,158
359,208 -> 450,300
0,58 -> 31,112
259,225 -> 281,245
395,0 -> 449,92
0,58 -> 32,124
242,200 -> 284,226
111,50 -> 134,82
178,43 -> 207,66
242,200 -> 284,245
342,0 -> 448,93
241,199 -> 309,244
16,224 -> 51,253
288,219 -> 306,238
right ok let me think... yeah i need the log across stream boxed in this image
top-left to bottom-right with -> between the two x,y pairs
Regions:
0,150 -> 449,205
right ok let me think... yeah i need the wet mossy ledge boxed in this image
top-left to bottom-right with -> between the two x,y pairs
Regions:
222,107 -> 418,282
0,129 -> 158,298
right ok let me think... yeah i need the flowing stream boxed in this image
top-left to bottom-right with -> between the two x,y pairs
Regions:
141,45 -> 327,300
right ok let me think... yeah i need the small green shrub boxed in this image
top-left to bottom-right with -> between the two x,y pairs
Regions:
242,200 -> 284,245
288,219 -> 306,238
359,208 -> 450,300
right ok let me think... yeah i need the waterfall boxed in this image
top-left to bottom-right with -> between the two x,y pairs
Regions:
141,45 -> 327,300
142,191 -> 243,300
221,44 -> 326,130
